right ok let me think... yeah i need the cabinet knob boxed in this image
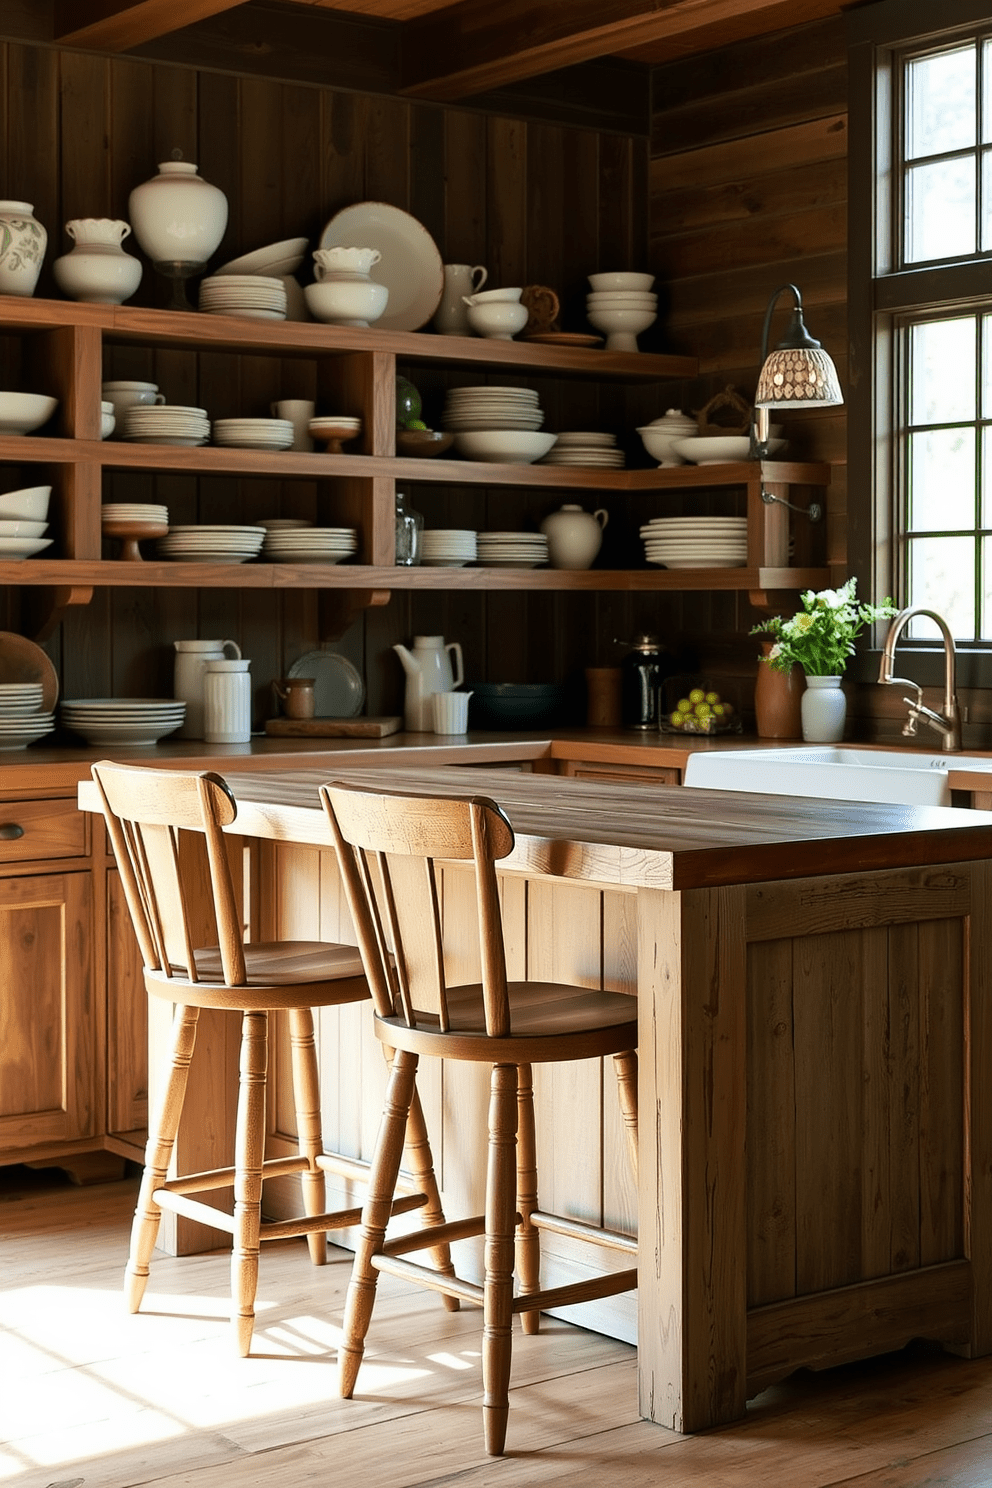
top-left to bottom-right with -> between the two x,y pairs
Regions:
0,822 -> 24,840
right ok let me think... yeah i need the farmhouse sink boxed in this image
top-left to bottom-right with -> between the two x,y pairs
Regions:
683,746 -> 992,806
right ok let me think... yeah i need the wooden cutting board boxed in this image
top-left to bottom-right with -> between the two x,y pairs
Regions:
264,716 -> 402,738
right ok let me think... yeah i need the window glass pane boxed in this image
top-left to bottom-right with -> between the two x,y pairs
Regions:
982,150 -> 992,247
907,536 -> 975,638
980,427 -> 992,524
906,46 -> 976,158
907,427 -> 975,529
905,157 -> 976,261
981,538 -> 992,638
983,40 -> 992,143
910,317 -> 975,423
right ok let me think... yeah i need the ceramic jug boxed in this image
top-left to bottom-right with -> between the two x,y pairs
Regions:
0,201 -> 46,296
53,218 -> 142,305
393,635 -> 464,731
174,638 -> 241,738
203,658 -> 252,744
432,263 -> 488,335
540,503 -> 608,570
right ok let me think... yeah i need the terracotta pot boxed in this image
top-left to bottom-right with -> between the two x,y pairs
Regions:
754,642 -> 803,739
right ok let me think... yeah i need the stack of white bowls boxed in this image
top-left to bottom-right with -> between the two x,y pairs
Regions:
476,531 -> 549,568
199,274 -> 287,320
262,526 -> 357,564
60,698 -> 186,746
539,431 -> 624,468
640,516 -> 748,569
0,682 -> 55,750
586,272 -> 657,351
421,529 -> 477,567
123,405 -> 210,447
0,477 -> 53,560
158,524 -> 265,563
212,418 -> 294,451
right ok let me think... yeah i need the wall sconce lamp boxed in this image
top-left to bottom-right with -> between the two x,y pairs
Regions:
750,282 -> 844,459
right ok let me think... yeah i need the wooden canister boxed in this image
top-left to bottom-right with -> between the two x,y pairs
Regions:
585,667 -> 622,727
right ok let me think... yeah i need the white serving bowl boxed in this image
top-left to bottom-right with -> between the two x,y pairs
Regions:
466,300 -> 529,340
466,286 -> 522,304
587,291 -> 657,302
101,410 -> 115,439
0,519 -> 47,537
638,424 -> 696,465
453,430 -> 557,463
585,305 -> 656,352
312,245 -> 381,279
0,485 -> 51,520
588,271 -> 655,292
304,277 -> 389,327
674,435 -> 786,463
0,392 -> 58,435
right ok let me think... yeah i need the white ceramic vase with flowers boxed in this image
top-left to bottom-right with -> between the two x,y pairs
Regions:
752,578 -> 896,743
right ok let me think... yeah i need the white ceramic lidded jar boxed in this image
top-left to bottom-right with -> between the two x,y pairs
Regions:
0,201 -> 47,296
53,219 -> 142,305
203,658 -> 252,744
174,638 -> 241,738
540,503 -> 608,570
128,160 -> 228,268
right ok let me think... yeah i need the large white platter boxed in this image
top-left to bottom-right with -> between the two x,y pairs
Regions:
319,202 -> 443,332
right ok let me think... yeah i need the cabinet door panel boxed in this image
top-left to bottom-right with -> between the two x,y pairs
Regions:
0,871 -> 97,1147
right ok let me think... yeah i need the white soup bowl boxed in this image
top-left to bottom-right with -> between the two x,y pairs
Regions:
0,485 -> 51,520
465,300 -> 528,339
304,278 -> 389,327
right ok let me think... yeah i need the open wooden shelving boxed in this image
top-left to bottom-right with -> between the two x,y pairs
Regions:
0,297 -> 831,621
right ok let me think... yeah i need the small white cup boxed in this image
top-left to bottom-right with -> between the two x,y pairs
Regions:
102,380 -> 165,431
271,398 -> 316,451
431,690 -> 472,734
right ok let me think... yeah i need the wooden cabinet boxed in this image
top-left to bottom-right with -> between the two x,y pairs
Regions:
558,758 -> 682,784
0,798 -> 98,1160
0,296 -> 831,629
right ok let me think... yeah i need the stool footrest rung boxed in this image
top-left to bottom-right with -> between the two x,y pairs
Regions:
260,1191 -> 427,1241
160,1154 -> 310,1195
511,1268 -> 639,1315
153,1190 -> 236,1233
372,1253 -> 484,1306
381,1213 -> 487,1255
529,1210 -> 638,1255
315,1151 -> 423,1197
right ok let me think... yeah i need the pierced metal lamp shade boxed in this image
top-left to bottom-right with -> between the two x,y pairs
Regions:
754,345 -> 844,409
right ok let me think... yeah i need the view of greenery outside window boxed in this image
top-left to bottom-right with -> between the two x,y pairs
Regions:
849,0 -> 992,668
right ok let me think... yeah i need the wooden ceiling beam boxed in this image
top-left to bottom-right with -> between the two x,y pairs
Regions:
53,0 -> 245,50
400,0 -> 845,100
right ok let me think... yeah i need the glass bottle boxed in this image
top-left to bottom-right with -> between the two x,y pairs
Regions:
395,491 -> 424,566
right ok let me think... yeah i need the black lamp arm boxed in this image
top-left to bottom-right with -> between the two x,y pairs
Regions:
761,282 -> 822,360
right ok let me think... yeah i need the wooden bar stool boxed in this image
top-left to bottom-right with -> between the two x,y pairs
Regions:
93,761 -> 450,1356
320,780 -> 639,1457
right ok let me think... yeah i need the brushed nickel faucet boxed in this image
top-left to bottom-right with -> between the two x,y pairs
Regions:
877,607 -> 962,752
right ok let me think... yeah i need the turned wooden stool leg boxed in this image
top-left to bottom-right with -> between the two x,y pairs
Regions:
612,1049 -> 639,1182
232,1008 -> 267,1356
483,1062 -> 518,1457
405,1081 -> 459,1312
514,1062 -> 541,1335
125,1003 -> 200,1313
288,1007 -> 327,1266
340,1047 -> 419,1399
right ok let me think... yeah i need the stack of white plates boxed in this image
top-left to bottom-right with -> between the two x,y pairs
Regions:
158,524 -> 266,563
0,529 -> 53,559
262,526 -> 357,564
641,516 -> 748,569
539,431 -> 625,468
123,405 -> 210,447
61,698 -> 187,746
0,682 -> 53,750
199,274 -> 287,320
101,503 -> 168,524
212,418 -> 294,451
441,386 -> 544,432
476,531 -> 549,568
421,529 -> 477,567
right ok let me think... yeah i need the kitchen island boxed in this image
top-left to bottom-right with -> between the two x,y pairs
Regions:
79,761 -> 992,1435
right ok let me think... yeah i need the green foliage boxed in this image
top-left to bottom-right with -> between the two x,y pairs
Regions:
752,578 -> 897,677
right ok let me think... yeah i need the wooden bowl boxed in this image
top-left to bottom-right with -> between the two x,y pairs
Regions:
396,430 -> 454,458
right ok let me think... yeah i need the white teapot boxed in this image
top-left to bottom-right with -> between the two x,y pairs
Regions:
540,504 -> 608,570
393,635 -> 464,731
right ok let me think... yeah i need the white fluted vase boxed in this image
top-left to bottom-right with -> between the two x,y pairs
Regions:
801,674 -> 846,743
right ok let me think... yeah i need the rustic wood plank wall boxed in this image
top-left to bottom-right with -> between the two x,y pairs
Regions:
647,16 -> 849,709
0,36 -> 669,724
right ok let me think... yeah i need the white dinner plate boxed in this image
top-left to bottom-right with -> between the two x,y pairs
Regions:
288,650 -> 365,717
319,202 -> 443,332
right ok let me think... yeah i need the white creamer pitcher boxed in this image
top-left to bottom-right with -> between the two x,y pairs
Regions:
432,263 -> 487,335
203,658 -> 252,744
393,634 -> 464,731
174,638 -> 241,738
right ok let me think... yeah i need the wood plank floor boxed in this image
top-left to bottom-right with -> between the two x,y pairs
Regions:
4,1167 -> 992,1488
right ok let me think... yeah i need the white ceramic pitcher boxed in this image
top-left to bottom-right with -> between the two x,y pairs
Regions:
174,638 -> 241,738
432,263 -> 487,335
393,635 -> 464,731
203,658 -> 252,744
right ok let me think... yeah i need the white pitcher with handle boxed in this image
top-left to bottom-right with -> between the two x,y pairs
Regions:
432,264 -> 487,335
393,635 -> 464,731
174,638 -> 241,738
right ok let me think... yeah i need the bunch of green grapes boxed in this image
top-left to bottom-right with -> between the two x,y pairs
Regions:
667,687 -> 734,733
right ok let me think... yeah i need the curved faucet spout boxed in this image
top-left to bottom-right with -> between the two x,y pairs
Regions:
877,607 -> 962,752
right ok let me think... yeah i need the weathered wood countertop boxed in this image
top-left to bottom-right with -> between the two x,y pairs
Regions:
215,763 -> 992,891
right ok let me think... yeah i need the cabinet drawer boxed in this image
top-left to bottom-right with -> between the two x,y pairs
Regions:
0,798 -> 88,863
